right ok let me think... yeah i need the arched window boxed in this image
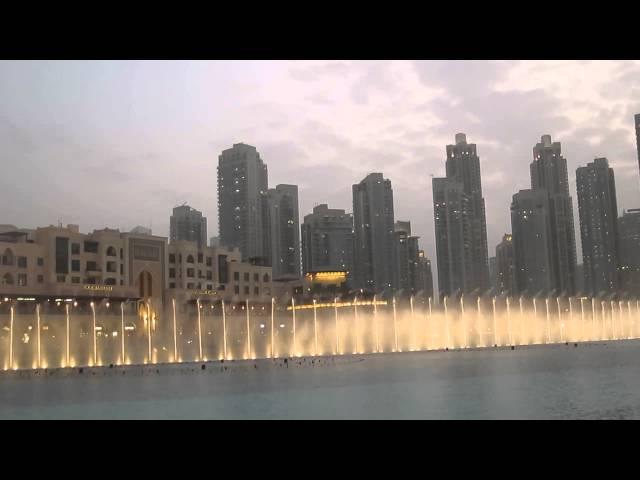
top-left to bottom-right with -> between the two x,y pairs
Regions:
2,248 -> 15,266
106,246 -> 117,257
2,273 -> 14,285
186,255 -> 195,264
263,273 -> 270,283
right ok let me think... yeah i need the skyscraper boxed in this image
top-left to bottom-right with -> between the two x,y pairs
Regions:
618,209 -> 640,297
495,233 -> 515,296
352,173 -> 395,293
169,205 -> 207,248
416,251 -> 434,300
527,134 -> 577,295
217,143 -> 269,262
265,184 -> 300,280
511,189 -> 554,295
433,133 -> 490,298
301,204 -> 354,276
576,158 -> 619,296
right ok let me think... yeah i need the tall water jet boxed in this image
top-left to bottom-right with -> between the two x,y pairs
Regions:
533,298 -> 538,344
66,303 -> 71,367
568,297 -> 574,342
579,297 -> 585,342
601,301 -> 606,340
271,298 -> 275,358
519,297 -> 524,345
353,295 -> 359,354
591,298 -> 596,340
9,305 -> 13,369
393,296 -> 398,352
628,301 -> 633,340
618,301 -> 624,339
171,299 -> 177,362
544,298 -> 551,344
36,304 -> 41,368
196,298 -> 204,360
490,297 -> 496,347
428,297 -> 433,350
557,297 -> 563,343
410,295 -> 415,351
373,294 -> 380,353
444,296 -> 451,349
611,300 -> 617,340
460,295 -> 467,348
291,297 -> 297,357
146,303 -> 152,364
506,297 -> 513,345
245,299 -> 251,359
222,300 -> 228,360
90,301 -> 97,366
334,297 -> 339,355
313,299 -> 318,356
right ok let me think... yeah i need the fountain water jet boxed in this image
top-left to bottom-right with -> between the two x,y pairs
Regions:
171,299 -> 177,362
601,301 -> 606,340
66,304 -> 71,367
353,295 -> 359,354
410,296 -> 415,351
373,295 -> 380,353
490,297 -> 496,347
393,296 -> 398,352
506,297 -> 513,345
313,299 -> 318,356
222,300 -> 228,360
271,298 -> 275,358
9,305 -> 13,369
557,297 -> 563,343
580,297 -> 585,342
519,297 -> 524,345
533,298 -> 538,344
246,299 -> 251,359
334,297 -> 339,355
444,296 -> 451,349
292,297 -> 297,357
461,295 -> 467,348
428,297 -> 433,350
545,298 -> 551,344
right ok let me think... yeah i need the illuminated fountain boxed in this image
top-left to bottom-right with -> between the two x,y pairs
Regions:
2,294 -> 640,372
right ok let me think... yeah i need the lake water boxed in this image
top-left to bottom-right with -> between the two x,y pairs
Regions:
1,340 -> 639,419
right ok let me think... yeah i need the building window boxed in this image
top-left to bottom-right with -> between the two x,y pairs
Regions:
206,257 -> 212,266
120,248 -> 123,259
198,253 -> 203,263
207,271 -> 212,280
71,276 -> 80,284
106,261 -> 117,273
198,269 -> 202,278
104,278 -> 116,285
169,268 -> 176,279
86,277 -> 96,284
254,273 -> 259,282
187,283 -> 194,289
244,272 -> 249,282
86,261 -> 98,271
120,280 -> 123,286
71,243 -> 80,255
106,246 -> 117,256
37,257 -> 44,267
57,274 -> 66,283
187,268 -> 195,277
254,286 -> 259,296
169,254 -> 175,264
244,286 -> 250,295
17,274 -> 27,286
17,256 -> 27,268
71,259 -> 81,272
37,275 -> 44,284
120,264 -> 123,275
169,282 -> 176,289
84,241 -> 99,253
234,271 -> 239,281
187,255 -> 194,264
234,286 -> 239,294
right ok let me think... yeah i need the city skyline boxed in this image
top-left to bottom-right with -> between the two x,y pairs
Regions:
1,61 -> 640,296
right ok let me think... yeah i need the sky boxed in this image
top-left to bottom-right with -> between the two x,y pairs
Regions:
1,60 -> 639,292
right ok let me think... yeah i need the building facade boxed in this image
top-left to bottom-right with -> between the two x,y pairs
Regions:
511,190 -> 554,295
301,204 -> 353,279
529,134 -> 578,295
495,234 -> 515,296
217,143 -> 269,262
265,184 -> 300,280
352,173 -> 395,293
169,205 -> 207,248
576,158 -> 619,296
619,209 -> 640,297
433,133 -> 490,299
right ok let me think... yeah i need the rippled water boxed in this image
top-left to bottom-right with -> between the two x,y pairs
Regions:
1,340 -> 639,419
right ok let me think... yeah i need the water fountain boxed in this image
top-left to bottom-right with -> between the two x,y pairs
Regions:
292,297 -> 297,357
373,294 -> 380,353
313,299 -> 318,356
392,296 -> 398,352
354,295 -> 359,355
410,296 -> 415,351
334,297 -> 339,355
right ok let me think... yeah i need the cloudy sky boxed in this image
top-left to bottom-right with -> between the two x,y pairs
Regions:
1,60 -> 639,289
